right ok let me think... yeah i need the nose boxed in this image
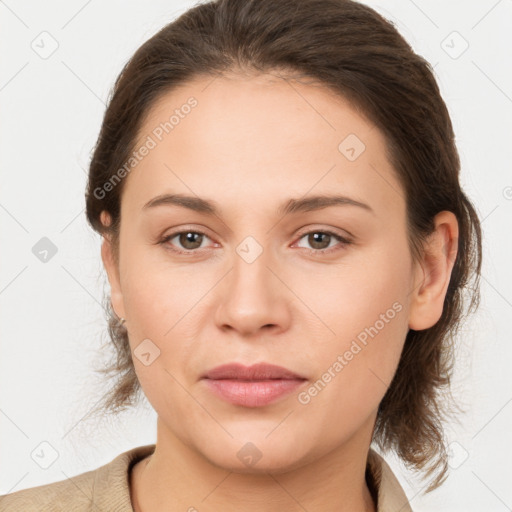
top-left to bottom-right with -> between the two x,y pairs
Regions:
214,245 -> 291,338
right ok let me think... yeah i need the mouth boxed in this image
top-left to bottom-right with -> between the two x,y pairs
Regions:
201,362 -> 307,407
202,362 -> 306,380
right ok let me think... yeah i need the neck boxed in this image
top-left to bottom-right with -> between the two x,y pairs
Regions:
131,416 -> 377,512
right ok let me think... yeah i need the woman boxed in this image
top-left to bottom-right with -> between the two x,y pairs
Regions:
0,0 -> 482,510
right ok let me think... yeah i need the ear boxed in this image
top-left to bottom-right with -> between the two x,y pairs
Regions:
408,210 -> 459,331
100,211 -> 126,320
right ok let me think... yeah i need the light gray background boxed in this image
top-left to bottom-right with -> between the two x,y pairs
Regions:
1,1 -> 511,510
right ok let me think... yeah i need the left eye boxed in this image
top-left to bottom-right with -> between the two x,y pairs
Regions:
294,230 -> 351,254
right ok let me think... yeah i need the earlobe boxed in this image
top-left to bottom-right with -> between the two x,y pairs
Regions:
100,211 -> 126,320
408,211 -> 459,331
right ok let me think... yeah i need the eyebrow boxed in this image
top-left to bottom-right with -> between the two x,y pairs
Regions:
142,193 -> 375,217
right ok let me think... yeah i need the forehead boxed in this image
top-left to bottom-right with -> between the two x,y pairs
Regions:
123,73 -> 405,220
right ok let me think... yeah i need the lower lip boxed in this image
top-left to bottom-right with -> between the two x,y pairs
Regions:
202,378 -> 306,407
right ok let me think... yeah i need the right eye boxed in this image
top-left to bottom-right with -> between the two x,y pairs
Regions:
159,229 -> 216,254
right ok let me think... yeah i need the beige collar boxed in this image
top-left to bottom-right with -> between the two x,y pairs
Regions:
0,443 -> 414,511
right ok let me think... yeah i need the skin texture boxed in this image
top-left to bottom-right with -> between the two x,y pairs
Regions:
100,72 -> 458,512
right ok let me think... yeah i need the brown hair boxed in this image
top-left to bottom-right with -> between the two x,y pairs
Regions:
84,0 -> 482,493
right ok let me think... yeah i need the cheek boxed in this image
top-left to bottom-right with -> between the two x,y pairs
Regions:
120,242 -> 196,332
118,258 -> 197,418
299,246 -> 411,413
294,296 -> 408,444
119,248 -> 210,377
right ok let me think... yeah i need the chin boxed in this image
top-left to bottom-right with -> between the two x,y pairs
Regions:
194,433 -> 314,475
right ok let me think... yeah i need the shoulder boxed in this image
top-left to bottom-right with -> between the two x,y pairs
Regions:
0,467 -> 97,512
0,444 -> 155,512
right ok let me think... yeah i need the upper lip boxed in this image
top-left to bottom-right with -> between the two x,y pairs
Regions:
202,362 -> 306,380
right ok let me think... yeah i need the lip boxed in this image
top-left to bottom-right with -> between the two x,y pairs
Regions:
201,363 -> 307,407
202,362 -> 306,380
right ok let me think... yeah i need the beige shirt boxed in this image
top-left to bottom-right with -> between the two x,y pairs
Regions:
0,444 -> 413,511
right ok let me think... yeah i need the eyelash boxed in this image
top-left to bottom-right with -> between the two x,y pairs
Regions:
158,228 -> 352,256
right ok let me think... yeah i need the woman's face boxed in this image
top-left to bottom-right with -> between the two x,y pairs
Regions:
102,72 -> 427,471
